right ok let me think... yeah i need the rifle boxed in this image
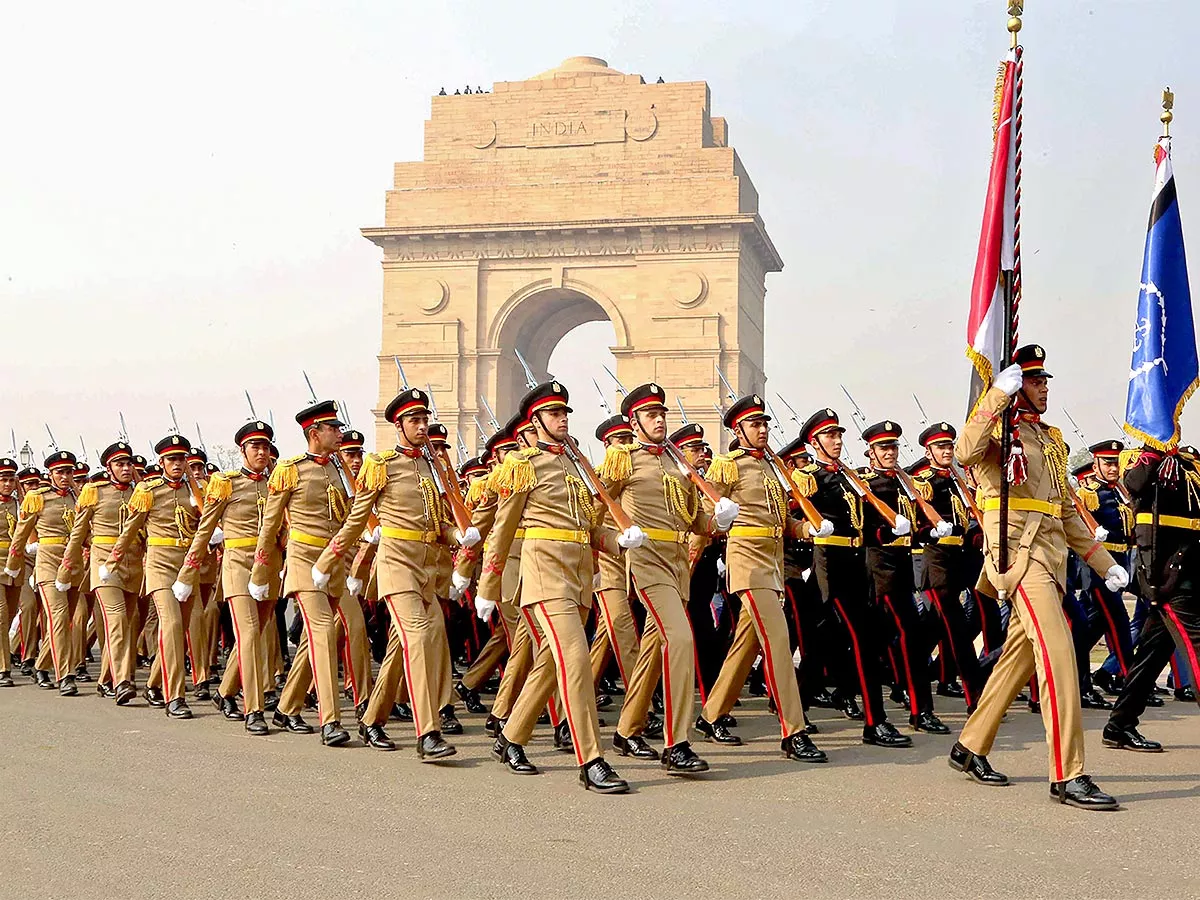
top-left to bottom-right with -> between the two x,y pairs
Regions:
479,395 -> 501,433
393,359 -> 472,533
1066,481 -> 1104,536
168,405 -> 205,510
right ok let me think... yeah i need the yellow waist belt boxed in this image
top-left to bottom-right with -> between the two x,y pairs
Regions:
0,540 -> 9,550
728,525 -> 783,539
90,535 -> 118,546
514,529 -> 526,539
812,535 -> 861,548
38,536 -> 67,546
147,536 -> 189,548
1135,512 -> 1200,531
643,528 -> 687,544
883,537 -> 912,548
523,527 -> 589,543
937,535 -> 964,546
289,529 -> 330,548
223,537 -> 259,549
981,498 -> 1063,518
381,527 -> 438,543
1102,541 -> 1130,553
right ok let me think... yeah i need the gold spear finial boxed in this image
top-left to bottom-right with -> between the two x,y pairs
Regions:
1162,87 -> 1175,137
1008,1 -> 1024,48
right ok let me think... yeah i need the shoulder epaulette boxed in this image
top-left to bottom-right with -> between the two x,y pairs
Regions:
204,472 -> 233,504
490,449 -> 537,496
801,462 -> 819,473
358,451 -> 395,492
705,453 -> 741,486
19,488 -> 46,517
464,476 -> 491,511
597,443 -> 632,482
861,469 -> 878,480
1075,485 -> 1100,512
223,469 -> 242,479
268,457 -> 301,493
789,468 -> 817,498
912,476 -> 933,501
128,479 -> 161,513
76,482 -> 99,509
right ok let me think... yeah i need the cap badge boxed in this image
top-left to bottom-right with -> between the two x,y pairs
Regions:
941,422 -> 949,429
552,382 -> 561,392
753,395 -> 761,404
885,421 -> 893,430
1035,347 -> 1044,358
650,385 -> 658,394
826,408 -> 834,416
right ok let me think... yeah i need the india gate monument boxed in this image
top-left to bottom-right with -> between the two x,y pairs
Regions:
363,55 -> 783,449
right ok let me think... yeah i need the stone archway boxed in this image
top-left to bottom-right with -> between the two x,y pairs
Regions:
363,56 -> 783,454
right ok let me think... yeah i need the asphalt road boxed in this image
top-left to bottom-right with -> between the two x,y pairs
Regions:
1,682 -> 1197,900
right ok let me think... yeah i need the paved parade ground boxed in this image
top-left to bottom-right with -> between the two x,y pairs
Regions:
1,687 -> 1196,900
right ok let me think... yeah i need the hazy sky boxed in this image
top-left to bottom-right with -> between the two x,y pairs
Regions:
3,1 -> 1197,465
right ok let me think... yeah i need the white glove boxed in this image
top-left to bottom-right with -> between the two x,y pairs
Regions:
28,574 -> 34,589
346,576 -> 363,597
813,519 -> 835,538
716,557 -> 727,577
209,527 -> 224,547
311,565 -> 330,590
932,519 -> 954,539
1105,565 -> 1130,592
54,579 -> 71,593
450,570 -> 471,601
1093,525 -> 1109,542
713,497 -> 740,531
171,580 -> 192,602
248,581 -> 270,602
891,515 -> 912,537
368,525 -> 381,546
993,362 -> 1024,396
2,567 -> 19,579
456,526 -> 481,548
98,565 -> 112,584
617,525 -> 646,550
475,595 -> 497,622
26,542 -> 38,557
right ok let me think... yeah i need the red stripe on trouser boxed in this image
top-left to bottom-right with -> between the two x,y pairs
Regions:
976,593 -> 993,654
831,597 -> 876,727
539,605 -> 586,766
157,624 -> 171,701
1162,603 -> 1200,689
392,612 -> 423,735
925,590 -> 975,708
336,606 -> 360,705
1168,653 -> 1182,685
784,584 -> 805,655
185,626 -> 199,686
678,601 -> 708,705
295,598 -> 325,723
1017,584 -> 1064,783
744,591 -> 787,739
1092,588 -> 1129,675
596,591 -> 630,685
882,595 -> 919,715
637,586 -> 675,747
37,585 -> 63,678
520,606 -> 560,727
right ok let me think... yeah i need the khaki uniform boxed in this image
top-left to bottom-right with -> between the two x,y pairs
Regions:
0,493 -> 21,672
105,476 -> 200,702
253,454 -> 349,726
57,480 -> 143,689
589,516 -> 639,689
187,491 -> 221,688
600,443 -> 712,745
6,487 -> 82,680
479,445 -> 620,765
180,468 -> 280,714
317,447 -> 453,735
456,486 -> 512,692
957,387 -> 1117,783
699,449 -> 807,739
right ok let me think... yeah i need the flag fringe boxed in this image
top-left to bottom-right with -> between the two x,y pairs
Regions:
1123,375 -> 1199,451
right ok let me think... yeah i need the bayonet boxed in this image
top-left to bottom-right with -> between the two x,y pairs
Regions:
715,364 -> 737,403
195,423 -> 207,454
592,379 -> 613,415
301,371 -> 318,403
168,404 -> 181,436
426,384 -> 440,420
393,356 -> 410,389
775,393 -> 803,427
341,401 -> 353,429
78,436 -> 88,464
513,348 -> 539,390
913,394 -> 930,426
45,424 -> 59,451
479,395 -> 501,432
244,391 -> 258,420
603,366 -> 628,396
677,399 -> 690,425
1062,408 -> 1088,447
456,430 -> 469,464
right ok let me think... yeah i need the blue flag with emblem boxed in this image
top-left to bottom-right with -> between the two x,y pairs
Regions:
1124,136 -> 1198,450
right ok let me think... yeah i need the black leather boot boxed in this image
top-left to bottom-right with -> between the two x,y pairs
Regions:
948,741 -> 1009,786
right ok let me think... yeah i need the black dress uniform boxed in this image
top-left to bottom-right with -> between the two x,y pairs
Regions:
1104,446 -> 1200,750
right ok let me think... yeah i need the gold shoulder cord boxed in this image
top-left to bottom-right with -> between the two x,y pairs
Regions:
419,477 -> 443,530
256,483 -> 268,532
842,489 -> 863,535
662,474 -> 697,527
564,473 -> 598,527
763,472 -> 786,526
174,503 -> 197,541
62,503 -> 76,533
1042,427 -> 1070,500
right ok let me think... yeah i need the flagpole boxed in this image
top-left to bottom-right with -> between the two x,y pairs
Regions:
997,2 -> 1024,595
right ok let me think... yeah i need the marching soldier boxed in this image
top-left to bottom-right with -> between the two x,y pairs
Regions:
173,420 -> 279,735
56,441 -> 141,706
249,400 -> 352,746
597,382 -> 721,772
478,382 -> 634,793
0,457 -> 20,687
1104,442 -> 1200,751
694,395 -> 829,762
315,388 -> 476,758
101,435 -> 201,718
13,466 -> 43,677
915,422 -> 990,712
4,450 -> 83,695
859,420 -> 951,734
950,345 -> 1125,809
184,446 -> 219,700
425,422 -> 464,735
797,409 -> 913,747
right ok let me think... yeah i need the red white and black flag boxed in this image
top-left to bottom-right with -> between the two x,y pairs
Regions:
966,49 -> 1020,416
